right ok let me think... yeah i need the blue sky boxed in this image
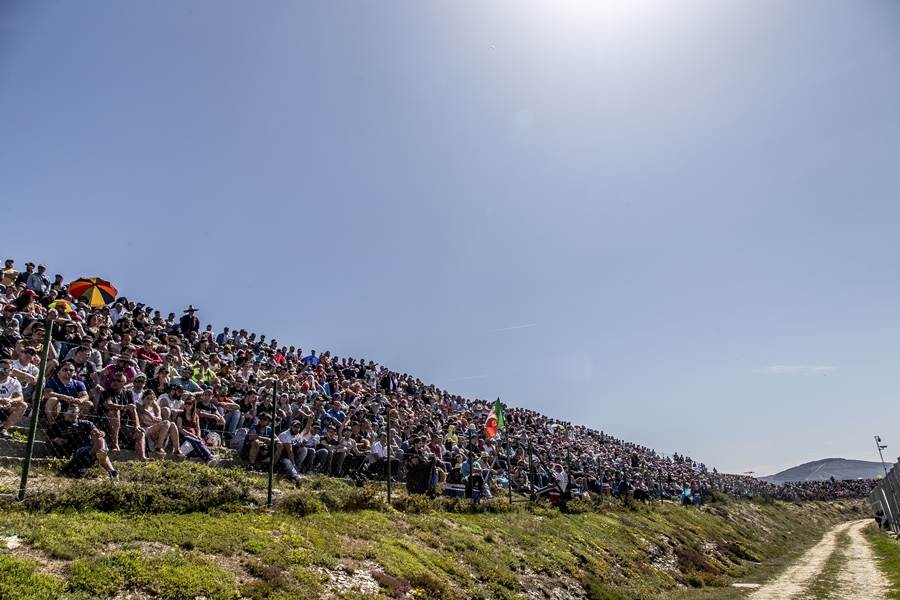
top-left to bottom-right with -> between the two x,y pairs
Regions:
2,0 -> 899,475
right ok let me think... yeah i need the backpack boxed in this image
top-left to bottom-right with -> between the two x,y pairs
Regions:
229,428 -> 248,450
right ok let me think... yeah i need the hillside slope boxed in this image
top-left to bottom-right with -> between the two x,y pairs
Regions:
762,458 -> 885,483
0,462 -> 871,600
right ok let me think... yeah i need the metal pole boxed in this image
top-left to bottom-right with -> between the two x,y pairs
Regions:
468,425 -> 475,504
386,410 -> 391,505
876,436 -> 889,476
506,425 -> 512,505
266,382 -> 277,507
18,320 -> 54,501
527,437 -> 536,502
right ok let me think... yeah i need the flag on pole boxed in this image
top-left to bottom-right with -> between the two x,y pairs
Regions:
484,398 -> 505,438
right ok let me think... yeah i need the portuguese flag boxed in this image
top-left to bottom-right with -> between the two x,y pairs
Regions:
484,398 -> 505,438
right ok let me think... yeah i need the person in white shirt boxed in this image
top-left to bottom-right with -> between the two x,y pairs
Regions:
0,358 -> 27,438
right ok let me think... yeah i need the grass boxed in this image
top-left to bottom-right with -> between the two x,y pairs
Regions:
0,462 -> 873,599
864,523 -> 900,599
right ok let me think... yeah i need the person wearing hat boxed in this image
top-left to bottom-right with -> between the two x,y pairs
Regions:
26,264 -> 50,297
0,303 -> 20,335
14,263 -> 34,288
46,403 -> 118,480
179,306 -> 200,335
1,260 -> 17,288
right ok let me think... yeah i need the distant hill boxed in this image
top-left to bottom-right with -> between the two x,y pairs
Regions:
761,458 -> 886,483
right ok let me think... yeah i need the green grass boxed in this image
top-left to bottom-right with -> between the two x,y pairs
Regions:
0,553 -> 63,600
864,523 -> 900,599
0,462 -> 873,599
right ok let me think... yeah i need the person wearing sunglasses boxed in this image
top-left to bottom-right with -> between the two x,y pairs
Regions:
0,358 -> 27,438
11,346 -> 39,387
43,359 -> 90,422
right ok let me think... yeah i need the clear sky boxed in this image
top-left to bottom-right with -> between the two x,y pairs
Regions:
2,0 -> 899,475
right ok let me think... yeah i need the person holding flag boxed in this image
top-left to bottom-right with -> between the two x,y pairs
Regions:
483,398 -> 505,438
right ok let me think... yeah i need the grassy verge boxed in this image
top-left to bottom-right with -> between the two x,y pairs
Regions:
863,523 -> 900,599
0,462 -> 871,599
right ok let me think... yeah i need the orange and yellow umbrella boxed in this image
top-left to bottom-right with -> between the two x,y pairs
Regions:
68,278 -> 118,307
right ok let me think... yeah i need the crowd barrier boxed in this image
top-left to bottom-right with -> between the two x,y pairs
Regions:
869,464 -> 900,532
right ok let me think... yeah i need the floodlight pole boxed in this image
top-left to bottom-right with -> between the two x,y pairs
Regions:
876,436 -> 889,476
875,436 -> 897,531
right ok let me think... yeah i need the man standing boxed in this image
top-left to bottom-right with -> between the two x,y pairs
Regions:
0,359 -> 27,438
179,306 -> 200,335
26,264 -> 50,297
1,260 -> 17,288
215,327 -> 230,346
14,263 -> 34,288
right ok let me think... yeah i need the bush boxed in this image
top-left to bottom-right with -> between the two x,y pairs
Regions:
25,462 -> 254,513
281,480 -> 385,515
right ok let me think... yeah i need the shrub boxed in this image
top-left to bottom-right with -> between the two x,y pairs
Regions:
372,570 -> 411,598
24,462 -> 254,514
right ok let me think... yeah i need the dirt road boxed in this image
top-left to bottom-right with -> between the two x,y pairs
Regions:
745,519 -> 889,600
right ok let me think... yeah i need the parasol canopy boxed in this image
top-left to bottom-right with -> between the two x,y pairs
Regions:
68,277 -> 118,307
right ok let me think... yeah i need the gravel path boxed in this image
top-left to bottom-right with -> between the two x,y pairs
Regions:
745,519 -> 889,600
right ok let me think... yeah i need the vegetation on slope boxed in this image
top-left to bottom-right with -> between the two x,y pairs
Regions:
0,462 -> 870,600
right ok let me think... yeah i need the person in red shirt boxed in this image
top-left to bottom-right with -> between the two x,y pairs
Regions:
136,338 -> 162,370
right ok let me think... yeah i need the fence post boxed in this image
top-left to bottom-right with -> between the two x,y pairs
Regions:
506,426 -> 512,505
527,437 -> 536,502
18,320 -> 54,501
267,382 -> 277,507
386,410 -> 392,505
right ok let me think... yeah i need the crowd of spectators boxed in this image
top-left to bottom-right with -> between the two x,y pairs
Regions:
0,258 -> 878,501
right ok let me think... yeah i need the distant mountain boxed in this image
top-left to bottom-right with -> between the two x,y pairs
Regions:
761,458 -> 886,483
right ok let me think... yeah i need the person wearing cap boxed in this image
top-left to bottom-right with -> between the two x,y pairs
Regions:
293,415 -> 326,474
26,264 -> 50,297
241,412 -> 282,471
97,367 -> 139,454
0,304 -> 20,335
170,365 -> 200,393
1,260 -> 17,288
10,345 -> 39,397
46,404 -> 118,480
366,431 -> 400,481
50,274 -> 65,294
14,263 -> 34,288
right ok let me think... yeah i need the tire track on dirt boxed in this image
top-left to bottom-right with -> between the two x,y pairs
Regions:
829,520 -> 890,600
745,521 -> 853,600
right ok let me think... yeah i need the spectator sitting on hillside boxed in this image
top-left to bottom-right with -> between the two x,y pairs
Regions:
43,360 -> 90,421
97,371 -> 140,455
241,412 -> 283,472
175,393 -> 218,467
46,405 -> 118,480
135,389 -> 182,458
536,463 -> 568,499
0,358 -> 27,438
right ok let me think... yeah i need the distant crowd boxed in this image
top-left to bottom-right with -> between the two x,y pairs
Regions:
0,258 -> 878,501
